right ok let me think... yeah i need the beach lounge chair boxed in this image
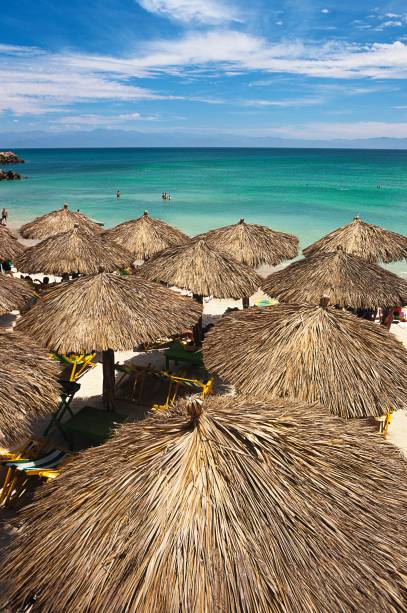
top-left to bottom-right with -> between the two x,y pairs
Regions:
43,379 -> 81,439
61,406 -> 127,447
164,342 -> 203,371
0,449 -> 66,505
52,352 -> 97,382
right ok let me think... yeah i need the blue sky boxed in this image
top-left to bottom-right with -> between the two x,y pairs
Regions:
2,0 -> 407,145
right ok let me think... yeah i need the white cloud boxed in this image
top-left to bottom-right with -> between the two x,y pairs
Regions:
50,112 -> 158,131
136,0 -> 239,24
4,33 -> 407,118
321,9 -> 330,14
67,33 -> 407,80
258,122 -> 407,140
241,97 -> 324,107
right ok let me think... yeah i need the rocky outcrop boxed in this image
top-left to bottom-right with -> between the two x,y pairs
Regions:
0,151 -> 24,164
0,170 -> 21,181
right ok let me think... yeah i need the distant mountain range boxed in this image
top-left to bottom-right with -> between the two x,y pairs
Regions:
3,129 -> 407,149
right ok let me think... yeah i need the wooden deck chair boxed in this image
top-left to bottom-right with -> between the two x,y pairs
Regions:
0,449 -> 66,506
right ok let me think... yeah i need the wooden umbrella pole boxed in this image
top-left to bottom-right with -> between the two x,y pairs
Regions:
192,294 -> 204,346
102,349 -> 115,410
242,296 -> 250,309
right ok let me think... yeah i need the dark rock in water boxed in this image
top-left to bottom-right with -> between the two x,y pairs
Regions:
0,170 -> 21,181
0,151 -> 25,164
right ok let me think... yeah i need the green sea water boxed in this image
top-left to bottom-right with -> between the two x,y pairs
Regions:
2,147 -> 407,273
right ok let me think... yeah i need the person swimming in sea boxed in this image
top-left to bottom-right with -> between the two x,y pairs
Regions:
116,189 -> 121,199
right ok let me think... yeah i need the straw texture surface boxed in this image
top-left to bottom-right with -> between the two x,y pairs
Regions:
303,217 -> 407,263
139,239 -> 260,298
263,248 -> 407,308
0,225 -> 25,261
203,303 -> 407,418
104,211 -> 189,259
20,205 -> 101,240
15,271 -> 202,353
15,226 -> 133,274
0,330 -> 60,447
197,219 -> 298,267
2,395 -> 407,612
0,275 -> 35,315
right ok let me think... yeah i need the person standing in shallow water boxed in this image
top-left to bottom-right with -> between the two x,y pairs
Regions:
116,190 -> 120,199
1,208 -> 8,225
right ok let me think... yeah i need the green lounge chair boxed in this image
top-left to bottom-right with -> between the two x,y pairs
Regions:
164,342 -> 203,371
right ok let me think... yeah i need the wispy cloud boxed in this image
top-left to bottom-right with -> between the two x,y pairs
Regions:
3,32 -> 407,119
256,121 -> 407,140
241,97 -> 324,107
136,0 -> 240,24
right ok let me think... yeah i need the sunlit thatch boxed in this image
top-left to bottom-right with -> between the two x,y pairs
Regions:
263,247 -> 407,308
203,302 -> 407,418
197,218 -> 298,267
2,394 -> 407,612
303,216 -> 407,263
0,330 -> 60,448
0,225 -> 25,261
15,225 -> 133,274
20,204 -> 102,240
15,271 -> 202,353
104,211 -> 189,259
139,239 -> 260,298
0,276 -> 35,315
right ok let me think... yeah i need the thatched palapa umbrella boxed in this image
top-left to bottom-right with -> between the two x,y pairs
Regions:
2,395 -> 407,612
303,216 -> 407,263
204,300 -> 407,418
0,330 -> 60,449
16,271 -> 201,409
0,225 -> 25,261
263,247 -> 407,309
0,276 -> 35,315
15,225 -> 133,275
20,203 -> 102,240
197,218 -> 299,267
104,211 -> 189,260
139,239 -> 261,342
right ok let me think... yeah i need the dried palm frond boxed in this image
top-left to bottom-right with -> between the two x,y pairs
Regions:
15,271 -> 202,353
0,225 -> 25,261
0,330 -> 60,448
20,204 -> 101,240
203,302 -> 407,418
263,247 -> 407,308
0,276 -> 35,315
197,218 -> 298,267
104,211 -> 189,259
2,394 -> 407,612
15,225 -> 133,274
139,239 -> 260,298
303,216 -> 407,263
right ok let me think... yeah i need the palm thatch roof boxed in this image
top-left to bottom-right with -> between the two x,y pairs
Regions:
0,330 -> 60,448
263,248 -> 407,308
139,239 -> 261,299
19,204 -> 102,240
104,211 -> 189,259
196,218 -> 298,267
14,225 -> 133,275
2,394 -> 407,612
303,216 -> 407,263
0,225 -> 25,261
203,302 -> 407,418
0,276 -> 35,315
15,271 -> 202,353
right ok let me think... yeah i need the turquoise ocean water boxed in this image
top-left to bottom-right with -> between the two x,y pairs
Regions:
2,147 -> 407,273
